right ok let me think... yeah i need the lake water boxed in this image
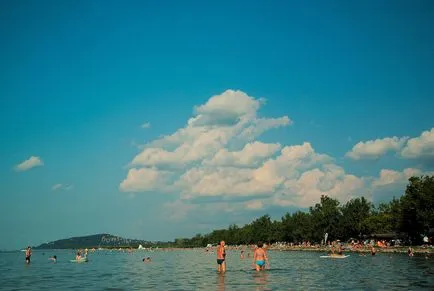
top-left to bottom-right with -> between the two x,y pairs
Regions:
1,249 -> 433,290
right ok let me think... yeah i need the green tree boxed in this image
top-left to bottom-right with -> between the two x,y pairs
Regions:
400,176 -> 434,243
250,215 -> 273,243
340,197 -> 373,239
364,198 -> 402,234
291,211 -> 314,242
310,195 -> 341,242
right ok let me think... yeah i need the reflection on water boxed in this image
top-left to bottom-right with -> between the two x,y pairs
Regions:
217,273 -> 225,291
252,271 -> 270,291
0,249 -> 433,290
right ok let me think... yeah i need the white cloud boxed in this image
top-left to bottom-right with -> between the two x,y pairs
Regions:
141,122 -> 151,129
121,90 -> 432,218
119,167 -> 174,192
192,90 -> 264,126
15,156 -> 44,172
401,128 -> 434,159
346,136 -> 408,160
125,89 -> 291,169
203,141 -> 281,167
51,183 -> 74,191
272,164 -> 366,208
372,168 -> 424,187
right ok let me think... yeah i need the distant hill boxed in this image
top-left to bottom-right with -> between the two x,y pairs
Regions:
34,233 -> 167,249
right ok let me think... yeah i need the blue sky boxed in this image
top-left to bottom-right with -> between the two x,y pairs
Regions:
1,0 -> 433,250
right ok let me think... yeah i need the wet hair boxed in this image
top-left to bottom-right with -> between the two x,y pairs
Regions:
257,241 -> 263,248
53,255 -> 57,259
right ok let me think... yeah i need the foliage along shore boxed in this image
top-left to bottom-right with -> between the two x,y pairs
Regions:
173,175 -> 434,247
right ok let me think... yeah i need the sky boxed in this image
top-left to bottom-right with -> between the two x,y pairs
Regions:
0,0 -> 433,250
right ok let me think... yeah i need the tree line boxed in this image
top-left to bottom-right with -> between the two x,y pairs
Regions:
173,176 -> 434,247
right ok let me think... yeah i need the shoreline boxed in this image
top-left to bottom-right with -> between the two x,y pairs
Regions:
29,245 -> 434,255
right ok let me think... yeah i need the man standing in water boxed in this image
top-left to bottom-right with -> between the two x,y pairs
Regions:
216,241 -> 226,273
253,241 -> 269,271
25,246 -> 32,264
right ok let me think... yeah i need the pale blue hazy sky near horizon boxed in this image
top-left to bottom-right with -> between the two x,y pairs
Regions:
1,0 -> 433,250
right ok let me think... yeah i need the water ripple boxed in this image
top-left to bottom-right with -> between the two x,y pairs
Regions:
1,250 -> 433,290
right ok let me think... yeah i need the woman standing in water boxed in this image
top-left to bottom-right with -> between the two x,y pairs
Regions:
253,241 -> 269,271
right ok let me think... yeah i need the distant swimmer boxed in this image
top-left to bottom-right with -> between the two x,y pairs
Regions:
371,246 -> 376,256
408,247 -> 414,257
49,255 -> 57,262
216,241 -> 226,273
240,250 -> 245,259
76,251 -> 82,260
25,246 -> 32,264
253,241 -> 269,271
143,257 -> 152,263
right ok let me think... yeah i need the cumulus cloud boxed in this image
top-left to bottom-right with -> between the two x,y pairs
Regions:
52,184 -> 74,191
346,137 -> 408,160
203,141 -> 281,167
372,168 -> 426,188
120,90 -> 363,209
400,128 -> 434,160
120,167 -> 173,192
15,156 -> 44,172
141,122 -> 151,129
192,90 -> 264,126
126,90 -> 291,169
121,90 -> 431,217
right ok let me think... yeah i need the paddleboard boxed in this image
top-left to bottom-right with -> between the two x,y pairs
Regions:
320,255 -> 350,259
70,258 -> 88,263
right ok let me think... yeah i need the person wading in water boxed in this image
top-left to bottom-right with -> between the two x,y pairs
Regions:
216,241 -> 226,273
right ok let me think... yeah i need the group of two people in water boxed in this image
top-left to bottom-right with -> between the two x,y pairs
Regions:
24,246 -> 57,263
216,240 -> 269,272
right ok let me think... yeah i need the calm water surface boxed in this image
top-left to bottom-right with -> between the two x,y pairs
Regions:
1,249 -> 433,290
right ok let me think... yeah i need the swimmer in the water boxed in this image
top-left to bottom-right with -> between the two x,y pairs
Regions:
240,250 -> 245,259
253,241 -> 269,271
371,246 -> 376,256
75,251 -> 82,260
408,247 -> 414,257
49,255 -> 57,262
25,246 -> 32,264
142,257 -> 151,263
